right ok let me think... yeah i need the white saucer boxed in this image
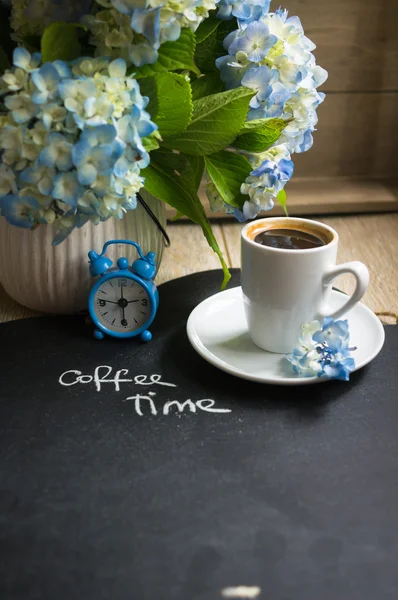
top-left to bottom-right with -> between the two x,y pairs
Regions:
187,287 -> 385,385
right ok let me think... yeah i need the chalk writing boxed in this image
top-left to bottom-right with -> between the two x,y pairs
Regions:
58,366 -> 232,416
123,395 -> 231,416
59,366 -> 177,392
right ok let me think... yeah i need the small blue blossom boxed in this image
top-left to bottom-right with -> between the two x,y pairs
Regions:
52,61 -> 72,79
215,56 -> 251,90
251,157 -> 294,184
239,149 -> 294,219
52,172 -> 83,208
312,316 -> 350,352
241,66 -> 277,108
31,63 -> 61,105
217,0 -> 271,22
229,21 -> 277,63
72,125 -> 125,185
286,318 -> 356,381
4,92 -> 39,124
129,42 -> 160,67
131,8 -> 161,48
39,133 -> 73,171
0,194 -> 40,228
12,47 -> 41,72
20,164 -> 55,196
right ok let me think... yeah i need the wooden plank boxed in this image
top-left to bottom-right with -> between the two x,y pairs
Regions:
166,177 -> 398,220
287,0 -> 398,92
293,93 -> 398,178
0,224 -> 229,323
221,214 -> 398,320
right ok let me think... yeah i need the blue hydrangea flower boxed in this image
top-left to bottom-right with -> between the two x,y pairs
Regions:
213,5 -> 327,220
286,318 -> 356,381
0,51 -> 157,242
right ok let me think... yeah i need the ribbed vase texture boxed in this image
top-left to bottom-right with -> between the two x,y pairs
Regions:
0,191 -> 166,314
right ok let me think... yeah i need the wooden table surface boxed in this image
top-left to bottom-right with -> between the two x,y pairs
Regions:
1,213 -> 397,324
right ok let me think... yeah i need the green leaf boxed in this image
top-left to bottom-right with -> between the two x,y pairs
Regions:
186,155 -> 205,192
163,87 -> 254,156
139,73 -> 193,139
191,72 -> 224,101
194,18 -> 237,74
194,13 -> 221,44
277,189 -> 289,217
41,22 -> 86,63
142,151 -> 230,288
234,118 -> 289,152
133,29 -> 199,78
204,150 -> 252,209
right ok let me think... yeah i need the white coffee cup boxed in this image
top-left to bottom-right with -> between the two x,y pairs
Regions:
241,217 -> 369,354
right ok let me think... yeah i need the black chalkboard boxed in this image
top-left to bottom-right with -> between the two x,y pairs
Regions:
0,269 -> 397,600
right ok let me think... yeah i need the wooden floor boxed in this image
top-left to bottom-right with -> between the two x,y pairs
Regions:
1,213 -> 397,324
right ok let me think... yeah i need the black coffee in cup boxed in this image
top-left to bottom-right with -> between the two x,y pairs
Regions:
254,228 -> 325,250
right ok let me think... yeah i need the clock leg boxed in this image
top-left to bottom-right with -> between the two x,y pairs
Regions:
140,330 -> 152,343
94,329 -> 105,340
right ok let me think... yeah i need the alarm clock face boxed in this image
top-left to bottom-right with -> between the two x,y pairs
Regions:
93,276 -> 151,333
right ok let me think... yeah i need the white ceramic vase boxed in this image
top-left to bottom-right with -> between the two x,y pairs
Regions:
0,190 -> 166,315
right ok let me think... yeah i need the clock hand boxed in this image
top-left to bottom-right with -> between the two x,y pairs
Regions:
103,300 -> 119,305
120,288 -> 126,322
127,299 -> 140,303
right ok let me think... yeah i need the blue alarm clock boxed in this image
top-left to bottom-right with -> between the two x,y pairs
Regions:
87,239 -> 158,342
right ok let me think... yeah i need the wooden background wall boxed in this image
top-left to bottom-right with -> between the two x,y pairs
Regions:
291,0 -> 398,180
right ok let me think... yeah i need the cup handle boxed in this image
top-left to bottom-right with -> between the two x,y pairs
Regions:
320,261 -> 370,320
